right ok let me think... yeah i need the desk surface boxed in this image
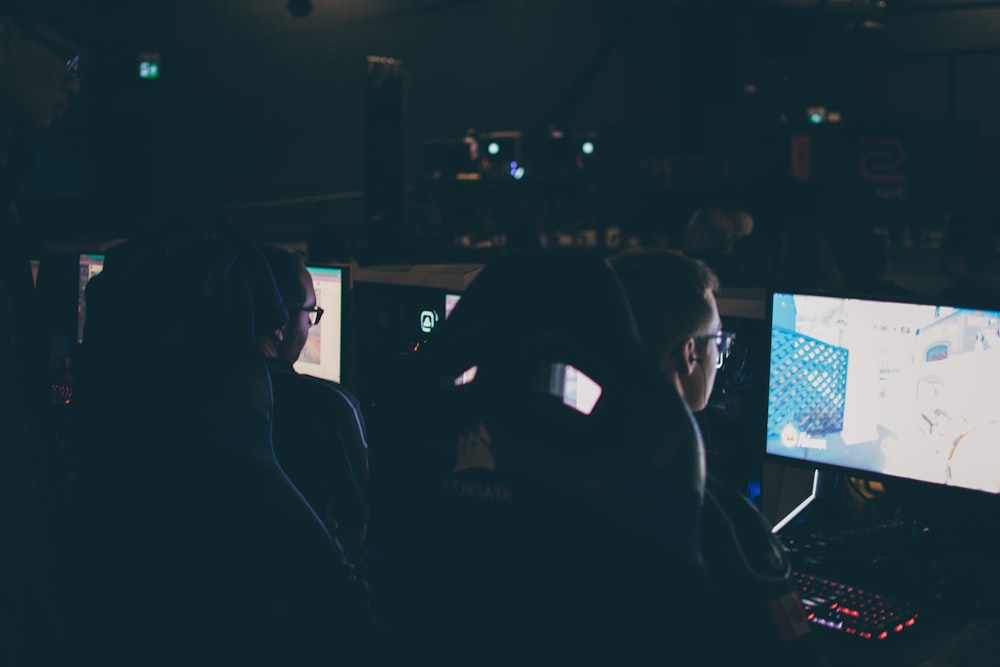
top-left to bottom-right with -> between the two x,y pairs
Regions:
782,519 -> 1000,667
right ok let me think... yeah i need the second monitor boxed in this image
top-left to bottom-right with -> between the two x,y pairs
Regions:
293,264 -> 348,385
77,253 -> 105,344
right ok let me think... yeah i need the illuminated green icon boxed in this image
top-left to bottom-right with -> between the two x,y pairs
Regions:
139,61 -> 159,79
138,52 -> 161,79
420,310 -> 439,333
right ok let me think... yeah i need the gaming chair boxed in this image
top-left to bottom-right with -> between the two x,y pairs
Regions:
65,222 -> 384,666
368,248 -> 711,664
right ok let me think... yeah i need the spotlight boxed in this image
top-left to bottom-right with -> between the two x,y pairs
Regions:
287,0 -> 313,17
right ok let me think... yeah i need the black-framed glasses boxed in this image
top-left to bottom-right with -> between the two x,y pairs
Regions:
301,305 -> 324,326
696,330 -> 736,369
14,22 -> 82,80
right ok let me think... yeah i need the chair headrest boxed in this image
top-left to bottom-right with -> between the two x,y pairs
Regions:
432,248 -> 641,366
84,219 -> 287,371
393,248 -> 707,565
79,220 -> 287,411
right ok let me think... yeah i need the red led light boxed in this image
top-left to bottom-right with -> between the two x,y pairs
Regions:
878,631 -> 888,640
895,624 -> 904,632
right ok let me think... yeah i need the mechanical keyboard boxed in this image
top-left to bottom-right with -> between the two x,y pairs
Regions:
795,571 -> 919,641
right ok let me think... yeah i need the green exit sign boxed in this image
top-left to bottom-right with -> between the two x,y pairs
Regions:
138,52 -> 161,79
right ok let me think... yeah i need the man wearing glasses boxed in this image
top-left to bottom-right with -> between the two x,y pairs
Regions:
610,248 -> 734,414
610,248 -> 830,664
256,244 -> 373,559
0,2 -> 86,666
0,5 -> 82,141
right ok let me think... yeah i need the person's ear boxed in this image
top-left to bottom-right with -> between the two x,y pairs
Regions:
678,337 -> 699,376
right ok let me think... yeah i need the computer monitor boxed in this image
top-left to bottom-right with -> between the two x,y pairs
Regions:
764,289 -> 1000,507
351,264 -> 483,408
445,292 -> 462,320
77,253 -> 105,343
293,264 -> 347,384
353,283 -> 461,400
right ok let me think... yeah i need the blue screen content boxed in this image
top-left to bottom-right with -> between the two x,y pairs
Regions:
766,292 -> 1000,495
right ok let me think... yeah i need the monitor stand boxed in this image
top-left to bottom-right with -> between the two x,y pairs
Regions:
761,464 -> 839,534
770,469 -> 820,533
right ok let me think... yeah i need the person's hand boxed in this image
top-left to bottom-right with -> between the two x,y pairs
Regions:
921,619 -> 1000,667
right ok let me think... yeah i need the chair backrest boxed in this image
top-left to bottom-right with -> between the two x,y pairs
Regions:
67,222 -> 383,666
369,248 -> 710,663
266,358 -> 372,555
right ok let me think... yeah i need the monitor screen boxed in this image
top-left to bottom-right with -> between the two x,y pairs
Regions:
77,253 -> 105,343
765,290 -> 1000,496
560,364 -> 603,416
293,265 -> 345,384
445,292 -> 462,319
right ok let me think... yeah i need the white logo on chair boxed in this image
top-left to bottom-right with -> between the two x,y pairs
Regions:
454,422 -> 495,473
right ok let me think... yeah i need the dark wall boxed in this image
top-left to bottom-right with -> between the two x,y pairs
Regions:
25,0 -> 1000,244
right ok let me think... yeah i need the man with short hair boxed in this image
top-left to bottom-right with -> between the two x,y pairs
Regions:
256,244 -> 372,557
611,248 -> 833,665
0,2 -> 86,665
610,248 -> 733,413
0,15 -> 81,138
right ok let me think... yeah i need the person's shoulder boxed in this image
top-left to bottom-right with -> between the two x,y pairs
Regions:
273,367 -> 359,409
262,357 -> 361,407
297,373 -> 362,408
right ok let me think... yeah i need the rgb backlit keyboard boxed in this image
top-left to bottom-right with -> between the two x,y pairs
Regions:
795,571 -> 919,641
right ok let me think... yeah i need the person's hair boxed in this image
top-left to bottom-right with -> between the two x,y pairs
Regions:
684,206 -> 736,255
258,244 -> 308,308
610,248 -> 720,363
